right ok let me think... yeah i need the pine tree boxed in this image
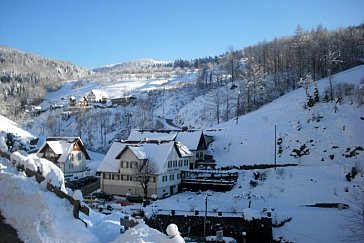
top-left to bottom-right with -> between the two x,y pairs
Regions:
307,94 -> 314,107
314,82 -> 320,103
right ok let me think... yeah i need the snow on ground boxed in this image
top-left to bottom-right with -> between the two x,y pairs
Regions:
0,115 -> 37,141
141,164 -> 362,242
0,157 -> 99,242
0,157 -> 175,243
206,65 -> 364,167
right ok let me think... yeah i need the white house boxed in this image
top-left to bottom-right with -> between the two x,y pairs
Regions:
87,90 -> 108,103
98,140 -> 193,198
37,137 -> 91,175
128,129 -> 209,169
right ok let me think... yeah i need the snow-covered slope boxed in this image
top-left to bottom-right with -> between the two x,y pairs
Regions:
0,115 -> 37,141
207,65 -> 364,167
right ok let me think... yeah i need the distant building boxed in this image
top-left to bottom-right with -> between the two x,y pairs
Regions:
37,137 -> 91,175
98,140 -> 193,198
87,90 -> 108,103
69,96 -> 76,107
111,96 -> 136,106
79,96 -> 89,107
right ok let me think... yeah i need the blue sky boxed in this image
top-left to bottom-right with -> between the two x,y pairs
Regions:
0,0 -> 363,69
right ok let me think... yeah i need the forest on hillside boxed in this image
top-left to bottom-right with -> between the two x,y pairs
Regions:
193,24 -> 364,115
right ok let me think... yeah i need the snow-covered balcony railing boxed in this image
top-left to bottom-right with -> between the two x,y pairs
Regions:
181,170 -> 239,192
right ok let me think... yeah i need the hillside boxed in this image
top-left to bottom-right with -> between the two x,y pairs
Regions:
206,65 -> 364,167
0,46 -> 91,119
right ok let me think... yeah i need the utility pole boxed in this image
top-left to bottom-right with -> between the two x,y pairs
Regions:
274,125 -> 277,170
204,193 -> 208,240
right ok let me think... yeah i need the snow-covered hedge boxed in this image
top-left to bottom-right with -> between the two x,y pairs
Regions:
10,152 -> 67,193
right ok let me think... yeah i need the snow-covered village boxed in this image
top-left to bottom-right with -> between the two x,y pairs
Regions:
0,1 -> 363,243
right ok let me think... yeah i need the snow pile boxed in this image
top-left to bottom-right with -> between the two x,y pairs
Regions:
113,221 -> 185,243
0,158 -> 99,243
73,189 -> 83,201
242,208 -> 261,221
1,155 -> 184,242
0,134 -> 8,152
10,152 -> 67,193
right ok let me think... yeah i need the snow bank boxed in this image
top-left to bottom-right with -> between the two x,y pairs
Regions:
113,221 -> 185,243
10,152 -> 67,193
0,158 -> 99,243
0,134 -> 8,152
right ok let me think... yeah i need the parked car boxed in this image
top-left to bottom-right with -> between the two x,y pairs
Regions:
126,195 -> 144,203
92,192 -> 113,201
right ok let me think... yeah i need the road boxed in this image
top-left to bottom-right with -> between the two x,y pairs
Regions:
80,178 -> 100,196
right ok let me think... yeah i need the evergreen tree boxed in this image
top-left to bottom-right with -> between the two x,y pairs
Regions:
314,82 -> 320,102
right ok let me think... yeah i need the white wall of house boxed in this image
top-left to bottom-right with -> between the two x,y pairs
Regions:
64,151 -> 86,174
101,145 -> 191,198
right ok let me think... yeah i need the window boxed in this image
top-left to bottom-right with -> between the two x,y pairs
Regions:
103,173 -> 110,179
173,160 -> 177,167
177,174 -> 180,179
120,161 -> 124,168
126,161 -> 129,168
162,176 -> 167,182
70,153 -> 74,161
120,175 -> 124,181
152,176 -> 156,183
178,160 -> 182,167
77,153 -> 82,161
184,160 -> 189,166
168,161 -> 172,168
113,174 -> 120,180
170,174 -> 174,181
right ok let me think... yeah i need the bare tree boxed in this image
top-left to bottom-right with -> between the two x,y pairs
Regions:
343,187 -> 364,242
133,160 -> 158,201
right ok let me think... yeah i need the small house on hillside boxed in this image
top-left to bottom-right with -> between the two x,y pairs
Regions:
69,96 -> 76,107
79,96 -> 89,107
98,140 -> 193,198
111,96 -> 136,106
87,90 -> 108,103
128,128 -> 212,169
37,137 -> 90,175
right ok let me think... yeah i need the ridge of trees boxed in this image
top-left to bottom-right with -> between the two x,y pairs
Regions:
191,24 -> 364,123
0,46 -> 91,119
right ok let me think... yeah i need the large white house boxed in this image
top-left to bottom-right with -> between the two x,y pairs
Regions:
98,140 -> 193,198
128,129 -> 209,169
87,90 -> 108,103
37,137 -> 90,175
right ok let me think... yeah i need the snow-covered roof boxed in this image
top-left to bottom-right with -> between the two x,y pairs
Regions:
128,129 -> 205,151
99,140 -> 193,174
98,142 -> 127,172
134,142 -> 174,173
176,130 -> 203,151
128,130 -> 178,141
38,137 -> 90,163
175,141 -> 194,157
127,145 -> 147,160
90,89 -> 108,100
